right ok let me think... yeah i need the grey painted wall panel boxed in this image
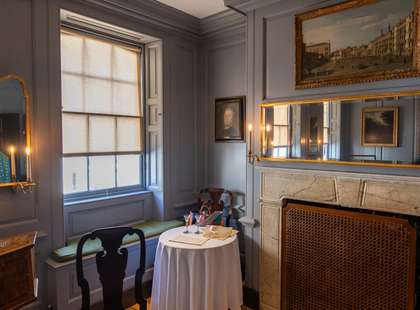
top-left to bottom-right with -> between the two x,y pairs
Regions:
168,42 -> 199,211
0,0 -> 203,307
265,14 -> 293,99
207,40 -> 247,194
244,0 -> 420,294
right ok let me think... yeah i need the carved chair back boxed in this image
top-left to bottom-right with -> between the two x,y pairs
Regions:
198,187 -> 233,214
76,227 -> 147,310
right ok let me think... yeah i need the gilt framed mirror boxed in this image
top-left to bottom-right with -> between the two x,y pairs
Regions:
0,75 -> 33,186
260,90 -> 420,168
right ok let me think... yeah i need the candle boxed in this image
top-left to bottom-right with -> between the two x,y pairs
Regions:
9,146 -> 16,181
265,124 -> 271,155
248,123 -> 253,161
26,147 -> 32,182
248,123 -> 253,147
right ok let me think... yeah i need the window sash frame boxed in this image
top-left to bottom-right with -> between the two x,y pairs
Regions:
63,153 -> 145,204
61,26 -> 146,202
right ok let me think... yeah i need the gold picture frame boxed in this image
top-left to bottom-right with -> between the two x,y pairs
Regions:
361,106 -> 398,147
0,75 -> 34,188
295,0 -> 420,89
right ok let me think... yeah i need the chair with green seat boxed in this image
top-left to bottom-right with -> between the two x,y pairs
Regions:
76,226 -> 147,310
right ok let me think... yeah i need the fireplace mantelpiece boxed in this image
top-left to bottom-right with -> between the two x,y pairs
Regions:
258,167 -> 420,310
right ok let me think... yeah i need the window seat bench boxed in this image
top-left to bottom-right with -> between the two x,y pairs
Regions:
46,220 -> 183,310
50,220 -> 183,263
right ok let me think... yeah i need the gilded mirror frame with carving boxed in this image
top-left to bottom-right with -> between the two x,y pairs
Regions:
259,89 -> 420,169
0,75 -> 34,188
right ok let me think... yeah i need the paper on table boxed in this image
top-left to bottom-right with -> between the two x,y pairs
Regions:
169,234 -> 209,246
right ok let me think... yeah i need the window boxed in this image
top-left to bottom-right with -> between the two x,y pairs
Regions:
60,29 -> 144,200
322,102 -> 330,160
272,105 -> 289,158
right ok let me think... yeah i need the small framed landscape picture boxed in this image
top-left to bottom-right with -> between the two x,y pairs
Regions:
215,96 -> 245,142
361,107 -> 398,147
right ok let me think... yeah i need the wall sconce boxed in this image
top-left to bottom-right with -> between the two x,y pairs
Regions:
247,123 -> 259,164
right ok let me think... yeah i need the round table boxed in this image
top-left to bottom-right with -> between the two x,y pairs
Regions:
151,226 -> 243,310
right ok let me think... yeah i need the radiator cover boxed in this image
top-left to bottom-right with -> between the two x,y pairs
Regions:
281,202 -> 417,310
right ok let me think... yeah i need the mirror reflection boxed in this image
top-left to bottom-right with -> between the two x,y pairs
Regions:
0,76 -> 30,183
261,95 -> 420,166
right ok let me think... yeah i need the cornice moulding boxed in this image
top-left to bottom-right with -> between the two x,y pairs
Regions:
225,0 -> 283,12
84,0 -> 201,40
200,10 -> 246,39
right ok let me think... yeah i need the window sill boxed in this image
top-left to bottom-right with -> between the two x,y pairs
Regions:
64,190 -> 152,207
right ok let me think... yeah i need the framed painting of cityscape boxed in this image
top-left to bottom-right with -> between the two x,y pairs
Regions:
361,107 -> 398,147
296,0 -> 420,89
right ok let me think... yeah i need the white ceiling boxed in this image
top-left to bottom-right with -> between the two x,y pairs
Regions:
156,0 -> 227,18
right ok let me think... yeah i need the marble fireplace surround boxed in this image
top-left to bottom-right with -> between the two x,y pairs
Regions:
258,167 -> 420,310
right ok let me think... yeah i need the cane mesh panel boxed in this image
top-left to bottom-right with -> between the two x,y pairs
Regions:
281,203 -> 416,310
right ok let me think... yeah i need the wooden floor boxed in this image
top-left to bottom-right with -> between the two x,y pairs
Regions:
126,299 -> 151,310
126,300 -> 252,310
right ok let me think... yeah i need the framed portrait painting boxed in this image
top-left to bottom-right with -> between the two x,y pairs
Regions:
215,96 -> 245,142
295,0 -> 420,89
361,107 -> 398,147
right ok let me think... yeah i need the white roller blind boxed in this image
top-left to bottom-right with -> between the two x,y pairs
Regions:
61,29 -> 142,154
117,117 -> 141,152
113,46 -> 138,82
62,114 -> 88,153
61,29 -> 143,195
274,105 -> 288,125
89,116 -> 116,152
85,38 -> 112,78
61,74 -> 84,112
61,33 -> 83,73
113,82 -> 139,116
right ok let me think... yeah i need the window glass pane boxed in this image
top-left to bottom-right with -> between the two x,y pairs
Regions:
85,38 -> 111,78
274,105 -> 288,125
63,157 -> 87,194
323,128 -> 329,143
117,155 -> 140,187
62,74 -> 84,112
323,102 -> 329,126
89,156 -> 116,190
61,33 -> 83,74
113,82 -> 140,116
117,117 -> 141,151
89,116 -> 116,152
273,146 -> 287,158
85,77 -> 112,114
273,126 -> 288,146
113,46 -> 138,82
62,114 -> 88,154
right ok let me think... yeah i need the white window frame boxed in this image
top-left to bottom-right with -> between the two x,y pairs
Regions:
60,27 -> 146,204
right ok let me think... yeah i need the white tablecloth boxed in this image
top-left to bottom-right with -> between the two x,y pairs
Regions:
151,226 -> 243,310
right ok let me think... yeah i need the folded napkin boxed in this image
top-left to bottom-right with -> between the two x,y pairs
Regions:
201,226 -> 238,241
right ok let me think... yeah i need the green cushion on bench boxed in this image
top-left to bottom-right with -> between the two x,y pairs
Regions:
51,220 -> 183,263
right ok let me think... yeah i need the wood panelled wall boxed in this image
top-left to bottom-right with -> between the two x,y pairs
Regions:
195,0 -> 420,299
0,0 -> 202,306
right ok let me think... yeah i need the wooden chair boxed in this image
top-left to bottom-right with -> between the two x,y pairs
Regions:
197,188 -> 234,226
198,187 -> 233,214
76,227 -> 147,310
